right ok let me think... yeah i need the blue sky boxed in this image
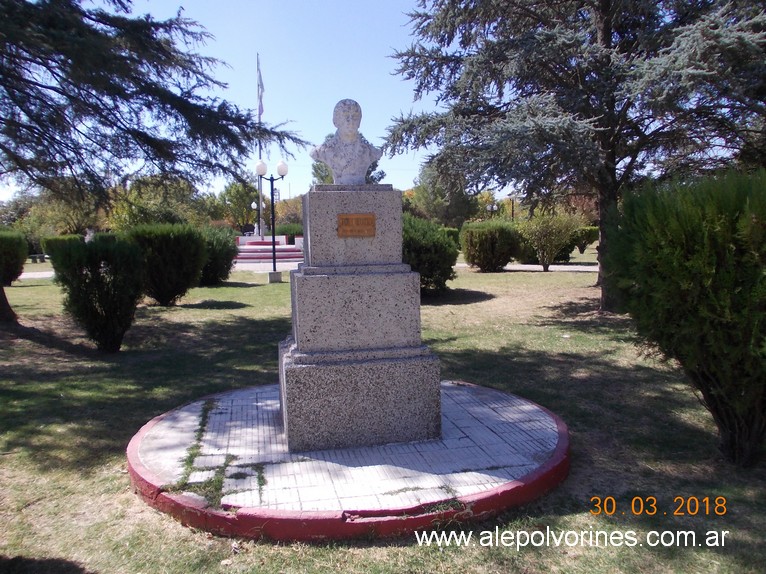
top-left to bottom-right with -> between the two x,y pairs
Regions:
141,0 -> 436,198
0,0 -> 436,202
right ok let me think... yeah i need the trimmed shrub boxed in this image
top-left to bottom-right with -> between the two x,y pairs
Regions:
460,220 -> 519,272
402,213 -> 458,292
47,234 -> 144,352
606,170 -> 766,466
128,224 -> 207,306
517,213 -> 581,271
0,231 -> 28,286
42,235 -> 84,286
199,226 -> 239,287
572,226 -> 600,254
275,223 -> 303,245
42,235 -> 84,256
443,227 -> 460,249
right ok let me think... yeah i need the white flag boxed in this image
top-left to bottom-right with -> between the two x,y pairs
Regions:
257,53 -> 264,122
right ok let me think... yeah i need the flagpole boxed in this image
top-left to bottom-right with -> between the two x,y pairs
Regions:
256,53 -> 264,237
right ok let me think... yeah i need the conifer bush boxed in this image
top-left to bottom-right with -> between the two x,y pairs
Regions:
443,227 -> 460,249
460,220 -> 519,272
46,234 -> 144,352
199,226 -> 238,287
42,235 -> 84,286
607,171 -> 766,466
402,213 -> 458,292
0,231 -> 27,286
128,224 -> 206,306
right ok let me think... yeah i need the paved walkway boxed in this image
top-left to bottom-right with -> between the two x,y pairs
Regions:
128,381 -> 570,541
18,261 -> 596,281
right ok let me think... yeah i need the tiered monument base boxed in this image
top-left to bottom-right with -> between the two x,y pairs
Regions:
279,340 -> 440,451
279,184 -> 441,452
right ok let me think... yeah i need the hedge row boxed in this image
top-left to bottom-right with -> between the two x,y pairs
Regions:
460,216 -> 594,272
43,225 -> 238,352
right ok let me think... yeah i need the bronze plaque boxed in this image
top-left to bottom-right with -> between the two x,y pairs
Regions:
337,213 -> 376,238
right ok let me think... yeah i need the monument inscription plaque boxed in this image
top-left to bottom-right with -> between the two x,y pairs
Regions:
337,213 -> 376,238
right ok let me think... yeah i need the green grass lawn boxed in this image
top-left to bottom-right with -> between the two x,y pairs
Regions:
20,257 -> 54,274
1,269 -> 764,573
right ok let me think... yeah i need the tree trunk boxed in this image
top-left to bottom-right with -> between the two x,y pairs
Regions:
0,285 -> 18,323
592,2 -> 623,313
596,178 -> 621,312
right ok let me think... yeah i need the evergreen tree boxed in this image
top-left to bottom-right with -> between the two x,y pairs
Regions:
0,0 -> 305,322
387,0 -> 766,310
0,0 -> 303,195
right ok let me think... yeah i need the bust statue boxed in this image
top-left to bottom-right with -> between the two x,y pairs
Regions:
310,99 -> 383,185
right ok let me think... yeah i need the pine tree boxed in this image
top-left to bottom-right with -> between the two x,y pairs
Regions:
0,0 -> 305,322
387,0 -> 766,310
0,0 -> 304,193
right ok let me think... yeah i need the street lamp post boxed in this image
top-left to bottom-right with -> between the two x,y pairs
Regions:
255,199 -> 261,237
256,159 -> 288,279
507,192 -> 522,220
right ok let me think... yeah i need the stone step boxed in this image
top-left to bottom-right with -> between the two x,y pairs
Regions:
236,246 -> 303,262
238,245 -> 303,253
236,253 -> 304,261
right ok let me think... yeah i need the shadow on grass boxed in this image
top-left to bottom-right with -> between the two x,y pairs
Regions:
4,322 -> 98,358
215,281 -> 264,289
0,556 -> 97,574
538,297 -> 639,340
180,300 -> 251,310
0,314 -> 292,474
7,283 -> 53,289
422,288 -> 495,306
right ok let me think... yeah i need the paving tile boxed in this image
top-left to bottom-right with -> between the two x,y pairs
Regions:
298,484 -> 339,503
221,491 -> 259,508
258,488 -> 301,509
138,381 -> 565,515
187,469 -> 217,484
223,475 -> 259,493
340,495 -> 381,511
301,498 -> 344,512
413,487 -> 454,505
193,454 -> 228,469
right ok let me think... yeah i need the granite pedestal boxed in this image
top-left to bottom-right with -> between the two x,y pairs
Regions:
279,184 -> 441,452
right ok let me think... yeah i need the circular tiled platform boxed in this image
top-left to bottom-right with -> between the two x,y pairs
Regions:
127,381 -> 569,541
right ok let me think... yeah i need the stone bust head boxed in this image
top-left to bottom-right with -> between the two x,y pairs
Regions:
310,99 -> 383,186
333,99 -> 362,141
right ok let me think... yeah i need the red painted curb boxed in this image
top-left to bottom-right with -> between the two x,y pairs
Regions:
127,383 -> 570,542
